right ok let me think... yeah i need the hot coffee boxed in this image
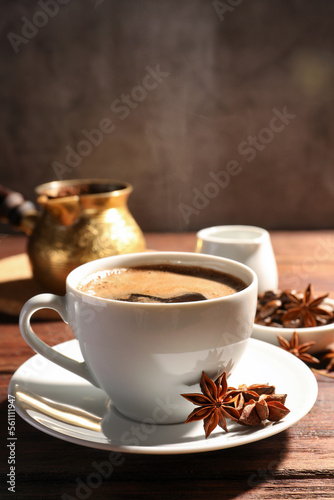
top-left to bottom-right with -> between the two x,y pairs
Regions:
76,264 -> 246,303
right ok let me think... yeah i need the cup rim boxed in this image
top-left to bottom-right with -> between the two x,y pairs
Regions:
196,225 -> 269,244
66,251 -> 258,307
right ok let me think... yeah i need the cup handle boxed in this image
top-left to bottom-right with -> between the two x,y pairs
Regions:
19,293 -> 98,387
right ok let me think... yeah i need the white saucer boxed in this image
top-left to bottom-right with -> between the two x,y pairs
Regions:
8,339 -> 318,455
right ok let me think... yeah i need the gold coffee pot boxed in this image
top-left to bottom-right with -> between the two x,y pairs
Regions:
0,179 -> 146,294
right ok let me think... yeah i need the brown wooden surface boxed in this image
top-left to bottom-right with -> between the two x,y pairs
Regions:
0,232 -> 334,500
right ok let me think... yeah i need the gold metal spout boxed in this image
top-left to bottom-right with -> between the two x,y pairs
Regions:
37,194 -> 81,227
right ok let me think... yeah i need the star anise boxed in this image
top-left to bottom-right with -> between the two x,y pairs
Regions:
322,350 -> 334,372
277,331 -> 320,364
182,373 -> 291,437
312,349 -> 334,379
282,284 -> 332,328
181,371 -> 240,438
238,394 -> 290,427
227,383 -> 276,411
255,285 -> 334,328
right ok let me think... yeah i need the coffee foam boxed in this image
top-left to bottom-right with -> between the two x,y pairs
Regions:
77,264 -> 246,303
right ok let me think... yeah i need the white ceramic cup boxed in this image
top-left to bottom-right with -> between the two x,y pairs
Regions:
195,225 -> 278,294
19,252 -> 257,424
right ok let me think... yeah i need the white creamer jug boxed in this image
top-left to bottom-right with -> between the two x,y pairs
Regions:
195,225 -> 278,294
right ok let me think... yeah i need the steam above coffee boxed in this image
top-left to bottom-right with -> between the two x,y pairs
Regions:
76,264 -> 246,303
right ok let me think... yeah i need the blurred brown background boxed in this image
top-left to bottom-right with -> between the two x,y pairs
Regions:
1,0 -> 334,232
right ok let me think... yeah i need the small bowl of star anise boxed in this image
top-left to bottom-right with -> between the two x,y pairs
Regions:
252,284 -> 334,354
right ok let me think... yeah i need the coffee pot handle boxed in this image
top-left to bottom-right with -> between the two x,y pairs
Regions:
19,293 -> 99,386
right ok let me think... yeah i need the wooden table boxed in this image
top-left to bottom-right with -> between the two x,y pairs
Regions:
1,232 -> 333,500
